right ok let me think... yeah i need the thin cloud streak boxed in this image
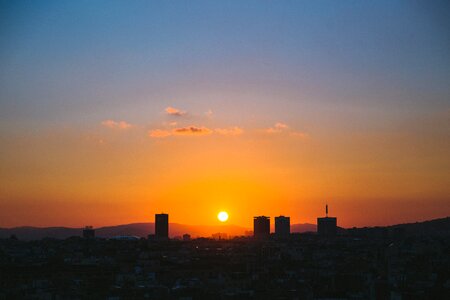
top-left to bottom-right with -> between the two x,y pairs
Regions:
148,126 -> 213,138
148,129 -> 172,138
148,126 -> 244,138
101,120 -> 133,129
215,127 -> 244,136
173,126 -> 212,135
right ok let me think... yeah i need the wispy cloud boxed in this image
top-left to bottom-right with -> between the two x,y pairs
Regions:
165,106 -> 186,116
148,125 -> 213,138
101,119 -> 133,129
265,122 -> 308,139
215,126 -> 244,136
266,122 -> 289,133
173,126 -> 212,135
148,129 -> 172,138
275,122 -> 288,130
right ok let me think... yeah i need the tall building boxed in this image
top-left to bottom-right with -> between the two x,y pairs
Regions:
275,216 -> 290,238
254,216 -> 270,239
317,204 -> 337,236
155,213 -> 169,240
83,226 -> 95,239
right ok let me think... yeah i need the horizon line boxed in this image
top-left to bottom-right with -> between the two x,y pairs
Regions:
2,215 -> 449,230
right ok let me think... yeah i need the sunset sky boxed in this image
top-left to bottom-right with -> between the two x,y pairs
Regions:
1,1 -> 449,229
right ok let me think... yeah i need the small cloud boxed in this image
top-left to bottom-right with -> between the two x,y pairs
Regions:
266,122 -> 289,133
148,129 -> 172,138
165,106 -> 186,116
173,126 -> 212,136
169,121 -> 178,126
215,126 -> 244,136
205,109 -> 213,118
101,119 -> 133,129
265,122 -> 308,139
275,122 -> 288,130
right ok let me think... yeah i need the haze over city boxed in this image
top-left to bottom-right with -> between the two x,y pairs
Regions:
1,1 -> 449,231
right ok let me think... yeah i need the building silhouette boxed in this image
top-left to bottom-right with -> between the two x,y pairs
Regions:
82,226 -> 95,239
155,213 -> 169,240
275,216 -> 290,238
317,204 -> 337,236
254,216 -> 270,239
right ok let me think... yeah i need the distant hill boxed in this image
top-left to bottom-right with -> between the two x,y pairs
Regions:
0,222 -> 317,240
346,217 -> 450,237
387,216 -> 450,236
291,223 -> 317,233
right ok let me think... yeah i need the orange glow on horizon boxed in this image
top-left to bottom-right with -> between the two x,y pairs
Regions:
0,117 -> 449,231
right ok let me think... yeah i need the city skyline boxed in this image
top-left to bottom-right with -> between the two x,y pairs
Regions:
83,208 -> 329,239
1,1 -> 449,229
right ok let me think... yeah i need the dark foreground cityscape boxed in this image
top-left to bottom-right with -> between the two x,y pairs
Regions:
1,211 -> 449,300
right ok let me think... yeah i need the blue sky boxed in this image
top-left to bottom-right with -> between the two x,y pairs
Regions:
1,0 -> 449,129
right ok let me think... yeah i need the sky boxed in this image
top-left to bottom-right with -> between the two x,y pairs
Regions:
0,0 -> 449,230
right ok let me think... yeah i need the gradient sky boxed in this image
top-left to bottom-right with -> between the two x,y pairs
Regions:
1,0 -> 449,229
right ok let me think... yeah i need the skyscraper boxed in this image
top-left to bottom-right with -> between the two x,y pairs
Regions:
155,213 -> 169,240
317,204 -> 337,236
254,216 -> 270,239
275,216 -> 290,238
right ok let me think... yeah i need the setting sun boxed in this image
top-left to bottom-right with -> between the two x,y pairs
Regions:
218,211 -> 229,222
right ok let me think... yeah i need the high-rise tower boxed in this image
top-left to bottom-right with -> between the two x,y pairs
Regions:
253,216 -> 270,239
317,204 -> 337,236
275,216 -> 290,238
155,213 -> 169,240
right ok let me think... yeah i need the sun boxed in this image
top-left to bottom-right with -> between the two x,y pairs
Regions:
217,211 -> 229,222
